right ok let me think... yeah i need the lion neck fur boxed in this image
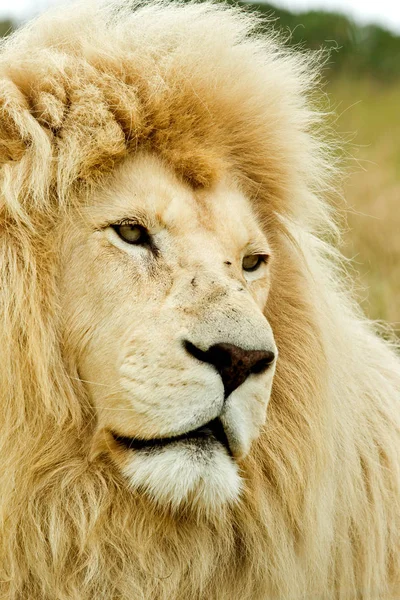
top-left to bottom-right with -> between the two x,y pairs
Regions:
1,219 -> 399,599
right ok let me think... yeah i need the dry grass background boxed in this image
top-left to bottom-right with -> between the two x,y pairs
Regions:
329,79 -> 400,332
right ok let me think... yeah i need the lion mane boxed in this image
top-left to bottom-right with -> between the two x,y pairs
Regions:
0,2 -> 399,599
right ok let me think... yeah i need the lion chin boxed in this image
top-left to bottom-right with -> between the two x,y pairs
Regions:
116,425 -> 242,512
1,1 -> 400,599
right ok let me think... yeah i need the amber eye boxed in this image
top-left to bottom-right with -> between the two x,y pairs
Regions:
242,254 -> 266,272
113,223 -> 149,245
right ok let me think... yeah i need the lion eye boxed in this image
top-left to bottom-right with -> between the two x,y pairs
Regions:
242,254 -> 265,272
113,223 -> 149,245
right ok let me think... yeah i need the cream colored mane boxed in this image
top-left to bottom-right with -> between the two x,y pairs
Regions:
0,2 -> 399,599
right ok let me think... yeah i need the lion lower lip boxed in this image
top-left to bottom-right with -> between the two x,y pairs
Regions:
111,418 -> 233,457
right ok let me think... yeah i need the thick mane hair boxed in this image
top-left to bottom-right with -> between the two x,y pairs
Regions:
0,1 -> 399,599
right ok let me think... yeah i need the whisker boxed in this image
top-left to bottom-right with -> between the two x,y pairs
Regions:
69,376 -> 117,389
100,407 -> 138,412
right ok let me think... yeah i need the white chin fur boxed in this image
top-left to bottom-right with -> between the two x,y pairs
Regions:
122,440 -> 242,514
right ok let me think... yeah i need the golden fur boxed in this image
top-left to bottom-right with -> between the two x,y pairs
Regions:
0,1 -> 399,599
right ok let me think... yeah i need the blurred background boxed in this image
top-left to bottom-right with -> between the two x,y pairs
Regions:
1,0 -> 399,332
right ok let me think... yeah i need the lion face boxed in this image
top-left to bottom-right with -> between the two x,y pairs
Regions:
59,153 -> 277,512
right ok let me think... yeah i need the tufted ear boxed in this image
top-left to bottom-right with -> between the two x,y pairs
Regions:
0,73 -> 62,221
0,74 -> 59,170
0,78 -> 29,164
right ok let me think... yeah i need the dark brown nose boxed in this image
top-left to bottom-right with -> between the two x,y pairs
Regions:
184,341 -> 275,398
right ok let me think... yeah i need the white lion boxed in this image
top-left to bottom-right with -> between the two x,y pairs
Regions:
0,1 -> 399,599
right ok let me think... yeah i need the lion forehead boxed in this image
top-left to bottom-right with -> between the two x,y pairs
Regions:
0,1 -> 326,227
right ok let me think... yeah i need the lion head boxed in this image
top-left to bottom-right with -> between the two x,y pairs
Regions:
61,152 -> 277,510
1,2 -> 399,599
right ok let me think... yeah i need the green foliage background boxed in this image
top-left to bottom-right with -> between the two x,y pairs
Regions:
239,2 -> 400,80
0,18 -> 13,38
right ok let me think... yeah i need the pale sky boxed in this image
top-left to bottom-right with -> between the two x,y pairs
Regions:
0,0 -> 400,33
278,0 -> 400,33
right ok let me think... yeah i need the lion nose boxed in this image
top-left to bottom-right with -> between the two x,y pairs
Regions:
184,341 -> 275,398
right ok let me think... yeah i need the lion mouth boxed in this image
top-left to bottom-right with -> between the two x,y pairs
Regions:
111,418 -> 233,457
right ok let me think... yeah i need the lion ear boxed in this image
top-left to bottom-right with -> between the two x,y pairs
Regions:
0,78 -> 31,164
